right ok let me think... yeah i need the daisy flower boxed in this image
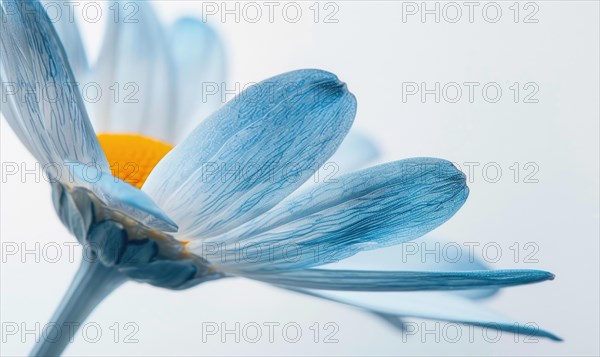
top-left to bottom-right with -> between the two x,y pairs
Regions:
0,0 -> 560,355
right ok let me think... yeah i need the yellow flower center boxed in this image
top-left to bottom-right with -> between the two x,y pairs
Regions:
97,134 -> 174,188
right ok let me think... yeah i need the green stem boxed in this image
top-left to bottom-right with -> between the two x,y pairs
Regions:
30,258 -> 126,357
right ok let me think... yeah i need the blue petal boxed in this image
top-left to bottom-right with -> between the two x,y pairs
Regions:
168,17 -> 226,142
299,290 -> 562,341
144,69 -> 356,238
89,0 -> 175,142
40,0 -> 88,80
68,161 -> 178,232
193,158 -> 468,271
293,130 -> 380,193
325,236 -> 498,299
328,131 -> 380,174
244,269 -> 554,291
1,0 -> 108,172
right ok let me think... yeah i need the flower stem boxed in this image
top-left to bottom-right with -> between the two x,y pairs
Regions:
30,258 -> 127,357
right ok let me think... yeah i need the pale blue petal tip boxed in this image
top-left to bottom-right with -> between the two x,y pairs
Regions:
326,131 -> 387,172
385,316 -> 562,342
299,289 -> 562,342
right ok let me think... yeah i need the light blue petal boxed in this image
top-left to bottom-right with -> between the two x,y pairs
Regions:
328,131 -> 380,174
67,161 -> 178,232
40,0 -> 88,80
144,69 -> 356,238
89,0 -> 175,142
193,158 -> 468,271
168,17 -> 226,142
292,130 -> 379,194
1,0 -> 108,173
299,290 -> 562,341
325,236 -> 498,299
244,269 -> 554,291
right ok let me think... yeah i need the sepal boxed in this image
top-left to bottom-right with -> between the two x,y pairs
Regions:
50,183 -> 220,289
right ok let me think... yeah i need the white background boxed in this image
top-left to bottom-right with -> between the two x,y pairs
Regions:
1,1 -> 599,356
